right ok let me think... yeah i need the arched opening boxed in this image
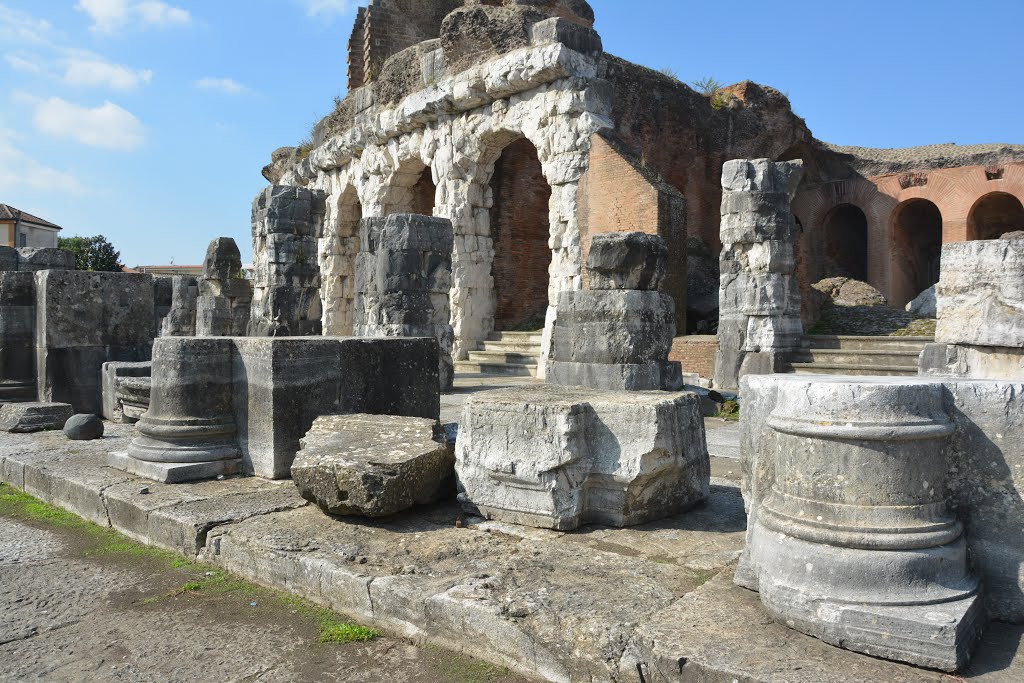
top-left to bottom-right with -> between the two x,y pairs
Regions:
321,185 -> 363,335
383,161 -> 436,216
489,137 -> 552,331
890,199 -> 942,308
823,203 -> 869,282
967,192 -> 1024,240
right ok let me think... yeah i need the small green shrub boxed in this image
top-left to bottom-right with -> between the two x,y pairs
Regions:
716,400 -> 740,421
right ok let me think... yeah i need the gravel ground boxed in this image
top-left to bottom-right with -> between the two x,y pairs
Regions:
0,495 -> 533,683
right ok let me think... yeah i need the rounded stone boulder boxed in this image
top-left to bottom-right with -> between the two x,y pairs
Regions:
63,414 -> 105,440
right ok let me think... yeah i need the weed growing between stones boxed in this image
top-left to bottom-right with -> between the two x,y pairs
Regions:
425,645 -> 511,683
0,482 -> 380,645
716,400 -> 740,421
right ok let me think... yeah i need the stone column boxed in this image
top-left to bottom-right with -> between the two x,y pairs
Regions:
546,232 -> 681,391
196,238 -> 251,337
353,214 -> 454,392
738,376 -> 981,672
160,275 -> 199,336
109,337 -> 241,483
248,185 -> 326,337
919,238 -> 1024,379
714,159 -> 804,391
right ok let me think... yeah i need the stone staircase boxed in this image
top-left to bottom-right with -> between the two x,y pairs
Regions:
454,331 -> 543,377
783,335 -> 933,376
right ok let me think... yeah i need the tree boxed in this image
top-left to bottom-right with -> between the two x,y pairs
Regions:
58,235 -> 124,272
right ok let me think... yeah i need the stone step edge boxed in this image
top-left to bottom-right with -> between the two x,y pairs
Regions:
785,363 -> 920,374
804,335 -> 935,341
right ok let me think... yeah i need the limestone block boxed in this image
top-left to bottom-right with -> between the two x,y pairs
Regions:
35,270 -> 155,413
919,342 -> 1024,380
15,248 -> 75,272
100,361 -> 151,423
0,246 -> 17,271
721,158 -> 804,195
0,271 -> 36,402
736,376 -> 981,671
160,275 -> 198,337
585,232 -> 667,291
292,414 -> 454,517
905,284 -> 937,318
936,239 -> 1024,347
0,401 -> 73,432
551,290 -> 674,364
456,385 -> 709,530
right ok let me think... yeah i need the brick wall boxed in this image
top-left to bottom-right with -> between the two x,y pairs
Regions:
669,335 -> 718,380
577,134 -> 688,329
490,138 -> 552,330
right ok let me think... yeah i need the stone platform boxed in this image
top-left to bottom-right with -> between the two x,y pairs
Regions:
1,425 -> 1020,682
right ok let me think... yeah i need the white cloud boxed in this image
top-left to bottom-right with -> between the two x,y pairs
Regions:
196,77 -> 247,95
32,97 -> 144,151
76,0 -> 191,34
299,0 -> 353,18
0,129 -> 87,195
5,53 -> 44,74
0,4 -> 52,44
63,56 -> 153,90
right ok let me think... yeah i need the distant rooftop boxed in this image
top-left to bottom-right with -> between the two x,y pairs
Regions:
0,203 -> 62,230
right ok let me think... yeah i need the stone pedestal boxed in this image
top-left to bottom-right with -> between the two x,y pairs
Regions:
196,238 -> 251,337
0,271 -> 37,403
35,270 -> 155,413
547,232 -> 681,391
111,338 -> 241,484
109,335 -> 440,482
737,376 -> 982,671
713,159 -> 804,391
354,214 -> 455,392
101,361 -> 152,423
456,384 -> 709,530
248,185 -> 326,337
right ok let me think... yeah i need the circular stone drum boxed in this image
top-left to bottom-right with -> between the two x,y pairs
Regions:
745,376 -> 981,671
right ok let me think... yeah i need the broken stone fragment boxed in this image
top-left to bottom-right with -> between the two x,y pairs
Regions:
585,232 -> 668,291
292,413 -> 455,517
0,402 -> 73,433
63,413 -> 105,440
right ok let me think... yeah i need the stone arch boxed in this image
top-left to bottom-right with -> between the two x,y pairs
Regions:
484,136 -> 553,331
320,183 -> 363,335
967,191 -> 1024,241
890,198 -> 942,308
382,158 -> 436,216
823,203 -> 869,282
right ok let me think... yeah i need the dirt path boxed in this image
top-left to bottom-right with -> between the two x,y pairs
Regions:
0,485 -> 534,683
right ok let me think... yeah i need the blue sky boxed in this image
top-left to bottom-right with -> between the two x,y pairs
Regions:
1,0 -> 1021,266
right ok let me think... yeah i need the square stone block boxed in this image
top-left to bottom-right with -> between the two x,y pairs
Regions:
456,385 -> 709,530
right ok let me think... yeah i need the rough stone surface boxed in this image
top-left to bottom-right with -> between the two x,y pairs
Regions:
735,376 -> 980,671
195,238 -> 252,337
715,158 -> 804,391
14,247 -> 75,272
249,185 -> 327,337
936,239 -> 1024,348
160,275 -> 199,336
0,270 -> 37,403
0,401 -> 72,432
905,283 -> 937,317
35,270 -> 155,413
741,374 -> 1024,631
62,413 -> 104,440
919,342 -> 1024,380
293,414 -> 454,517
100,361 -> 151,423
456,384 -> 709,530
584,231 -> 667,291
354,214 -> 455,391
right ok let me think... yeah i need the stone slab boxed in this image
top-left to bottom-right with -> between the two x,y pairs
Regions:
936,239 -> 1024,348
0,401 -> 73,432
107,451 -> 242,485
292,414 -> 454,517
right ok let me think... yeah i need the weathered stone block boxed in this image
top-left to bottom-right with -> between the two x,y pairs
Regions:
35,270 -> 155,413
0,401 -> 73,432
160,275 -> 198,336
551,290 -> 674,364
936,239 -> 1024,348
919,342 -> 1024,380
585,232 -> 667,291
293,414 -> 454,517
101,361 -> 151,423
0,271 -> 36,402
16,247 -> 75,272
456,385 -> 709,530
